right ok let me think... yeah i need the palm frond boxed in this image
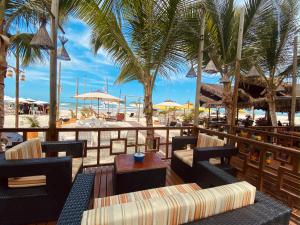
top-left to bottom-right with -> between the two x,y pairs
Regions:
9,32 -> 47,67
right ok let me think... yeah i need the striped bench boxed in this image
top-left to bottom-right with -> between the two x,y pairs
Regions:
82,181 -> 256,225
94,183 -> 201,207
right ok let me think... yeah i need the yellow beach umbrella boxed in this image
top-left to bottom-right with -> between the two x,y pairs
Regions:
182,102 -> 194,109
154,100 -> 182,124
154,100 -> 182,110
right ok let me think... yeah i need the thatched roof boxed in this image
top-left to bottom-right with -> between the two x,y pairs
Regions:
200,84 -> 223,101
199,95 -> 223,107
239,77 -> 288,98
199,82 -> 299,112
253,96 -> 300,112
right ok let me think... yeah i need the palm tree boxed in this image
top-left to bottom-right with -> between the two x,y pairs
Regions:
0,0 -> 46,128
9,33 -> 47,127
181,0 -> 275,126
248,0 -> 299,126
0,0 -> 84,128
75,0 -> 202,141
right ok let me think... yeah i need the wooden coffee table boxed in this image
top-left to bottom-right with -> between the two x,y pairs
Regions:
114,152 -> 167,194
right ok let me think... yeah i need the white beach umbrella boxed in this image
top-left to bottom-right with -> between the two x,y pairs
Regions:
34,100 -> 48,105
74,92 -> 123,117
129,102 -> 144,108
74,92 -> 122,102
4,96 -> 14,102
26,98 -> 36,102
18,98 -> 29,103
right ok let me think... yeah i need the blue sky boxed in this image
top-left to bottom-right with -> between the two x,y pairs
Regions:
5,18 -> 220,105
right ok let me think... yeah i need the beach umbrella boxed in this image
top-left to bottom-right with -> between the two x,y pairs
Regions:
154,99 -> 182,110
154,100 -> 182,124
74,91 -> 122,117
26,98 -> 36,102
4,96 -> 14,102
34,100 -> 48,105
182,102 -> 194,109
18,98 -> 28,103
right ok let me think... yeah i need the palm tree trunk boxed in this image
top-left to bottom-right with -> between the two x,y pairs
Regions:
0,11 -> 7,128
15,46 -> 20,128
144,81 -> 154,149
267,93 -> 277,126
224,82 -> 233,126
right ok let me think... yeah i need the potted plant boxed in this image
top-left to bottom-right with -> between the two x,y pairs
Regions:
26,116 -> 40,139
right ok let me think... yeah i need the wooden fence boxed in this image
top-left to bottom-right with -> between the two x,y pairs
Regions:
198,127 -> 300,223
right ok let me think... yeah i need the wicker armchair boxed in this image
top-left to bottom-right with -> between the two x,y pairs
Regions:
0,140 -> 85,225
171,135 -> 237,182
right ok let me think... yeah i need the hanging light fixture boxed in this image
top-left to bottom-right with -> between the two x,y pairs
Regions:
6,68 -> 13,78
30,17 -> 54,50
20,72 -> 26,81
246,65 -> 260,78
57,36 -> 71,61
186,63 -> 197,78
204,60 -> 218,74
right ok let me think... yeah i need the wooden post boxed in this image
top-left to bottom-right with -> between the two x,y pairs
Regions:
124,95 -> 127,121
83,78 -> 86,106
15,47 -> 20,128
57,61 -> 61,119
48,0 -> 59,141
75,78 -> 78,119
252,106 -> 255,121
97,98 -> 99,118
137,97 -> 141,122
194,8 -> 205,126
230,7 -> 245,133
291,34 -> 298,127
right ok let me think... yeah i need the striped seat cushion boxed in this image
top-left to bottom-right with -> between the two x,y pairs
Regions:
174,150 -> 193,167
8,158 -> 82,188
197,133 -> 224,148
5,138 -> 42,160
174,149 -> 221,167
94,183 -> 201,207
82,181 -> 256,225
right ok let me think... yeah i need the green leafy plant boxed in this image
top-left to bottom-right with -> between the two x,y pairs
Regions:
26,116 -> 40,128
183,112 -> 194,123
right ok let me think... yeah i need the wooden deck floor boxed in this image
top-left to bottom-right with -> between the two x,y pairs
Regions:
84,160 -> 184,199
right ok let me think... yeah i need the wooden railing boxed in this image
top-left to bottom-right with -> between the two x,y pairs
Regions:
1,126 -> 299,222
1,126 -> 193,166
235,127 -> 300,149
198,127 -> 300,223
